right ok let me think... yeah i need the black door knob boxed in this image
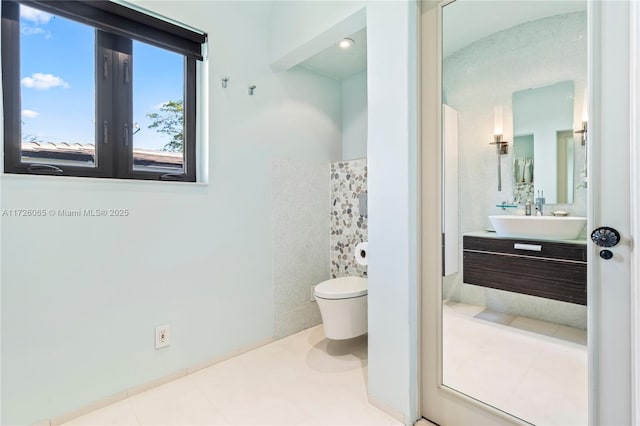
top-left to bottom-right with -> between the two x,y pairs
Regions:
591,227 -> 621,248
599,249 -> 614,260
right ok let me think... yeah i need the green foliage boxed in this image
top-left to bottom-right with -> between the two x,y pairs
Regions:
146,100 -> 184,152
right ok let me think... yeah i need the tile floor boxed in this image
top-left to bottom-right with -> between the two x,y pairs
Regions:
443,301 -> 588,426
58,302 -> 583,426
63,326 -> 403,426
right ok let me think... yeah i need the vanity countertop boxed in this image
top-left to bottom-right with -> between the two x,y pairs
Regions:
464,230 -> 588,245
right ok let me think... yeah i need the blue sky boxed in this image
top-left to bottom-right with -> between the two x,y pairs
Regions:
19,4 -> 183,151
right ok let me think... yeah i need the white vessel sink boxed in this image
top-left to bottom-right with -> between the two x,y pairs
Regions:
488,215 -> 587,240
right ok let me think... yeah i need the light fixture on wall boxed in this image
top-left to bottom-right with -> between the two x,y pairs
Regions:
575,121 -> 587,145
490,105 -> 509,155
338,38 -> 354,49
490,105 -> 509,191
575,89 -> 588,145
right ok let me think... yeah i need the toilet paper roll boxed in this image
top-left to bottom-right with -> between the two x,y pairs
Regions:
355,242 -> 368,266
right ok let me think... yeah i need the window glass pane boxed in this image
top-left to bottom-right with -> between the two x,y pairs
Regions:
19,5 -> 96,167
132,40 -> 184,173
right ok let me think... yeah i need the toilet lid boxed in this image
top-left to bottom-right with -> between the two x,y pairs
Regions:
314,276 -> 368,300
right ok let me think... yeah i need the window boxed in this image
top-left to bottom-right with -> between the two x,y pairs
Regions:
1,0 -> 206,181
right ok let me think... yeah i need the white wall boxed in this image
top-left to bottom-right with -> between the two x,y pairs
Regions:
443,105 -> 459,276
367,3 -> 419,422
270,2 -> 420,424
342,71 -> 368,160
0,1 -> 342,424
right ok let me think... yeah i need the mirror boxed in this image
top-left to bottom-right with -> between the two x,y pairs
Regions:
441,1 -> 588,424
513,80 -> 575,204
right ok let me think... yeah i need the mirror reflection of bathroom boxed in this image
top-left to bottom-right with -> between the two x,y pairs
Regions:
513,80 -> 576,204
441,1 -> 588,424
274,24 -> 370,346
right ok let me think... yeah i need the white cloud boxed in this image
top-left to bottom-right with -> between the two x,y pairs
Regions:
21,73 -> 70,90
20,25 -> 44,35
20,24 -> 52,38
20,6 -> 53,25
21,109 -> 39,119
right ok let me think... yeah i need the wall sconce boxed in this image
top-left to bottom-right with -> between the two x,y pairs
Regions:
491,133 -> 509,155
490,106 -> 509,191
490,106 -> 509,154
575,89 -> 588,145
575,121 -> 587,145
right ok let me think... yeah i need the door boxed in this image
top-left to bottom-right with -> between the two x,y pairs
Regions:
420,1 -> 636,425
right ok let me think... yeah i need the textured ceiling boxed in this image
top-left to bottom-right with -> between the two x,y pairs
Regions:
443,0 -> 587,58
293,2 -> 586,79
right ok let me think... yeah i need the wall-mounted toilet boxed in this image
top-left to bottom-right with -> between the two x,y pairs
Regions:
314,276 -> 368,340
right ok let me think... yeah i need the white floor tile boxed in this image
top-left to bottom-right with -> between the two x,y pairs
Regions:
474,309 -> 516,325
506,344 -> 588,426
60,308 -> 586,426
414,419 -> 438,426
61,326 -> 400,426
131,388 -> 229,425
62,399 -> 139,426
509,315 -> 560,337
445,301 -> 485,317
443,302 -> 587,426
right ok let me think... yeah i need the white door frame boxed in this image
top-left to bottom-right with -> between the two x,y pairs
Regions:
630,0 -> 640,423
588,1 -> 634,423
419,1 -> 637,424
420,2 -> 528,423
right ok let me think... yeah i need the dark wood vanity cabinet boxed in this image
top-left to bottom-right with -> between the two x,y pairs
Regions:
463,235 -> 587,305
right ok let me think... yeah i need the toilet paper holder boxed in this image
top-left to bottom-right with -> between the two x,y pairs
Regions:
355,242 -> 368,266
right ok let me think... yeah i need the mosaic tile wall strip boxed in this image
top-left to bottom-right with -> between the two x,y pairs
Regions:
272,159 -> 328,338
330,158 -> 368,278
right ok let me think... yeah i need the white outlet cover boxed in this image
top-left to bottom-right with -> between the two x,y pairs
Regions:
155,324 -> 170,349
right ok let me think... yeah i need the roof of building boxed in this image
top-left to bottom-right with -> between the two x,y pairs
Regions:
21,141 -> 183,167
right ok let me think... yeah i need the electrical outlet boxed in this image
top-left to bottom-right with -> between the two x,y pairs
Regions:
310,285 -> 316,303
155,324 -> 170,349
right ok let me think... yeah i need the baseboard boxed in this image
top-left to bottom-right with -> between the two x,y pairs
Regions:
49,391 -> 129,426
39,336 -> 274,426
186,336 -> 273,375
124,369 -> 189,399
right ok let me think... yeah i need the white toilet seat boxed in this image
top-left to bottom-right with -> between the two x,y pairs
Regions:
314,276 -> 367,300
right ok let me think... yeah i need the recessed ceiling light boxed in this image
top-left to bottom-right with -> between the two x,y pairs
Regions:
338,38 -> 355,49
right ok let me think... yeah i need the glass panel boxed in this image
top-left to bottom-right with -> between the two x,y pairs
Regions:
132,40 -> 184,173
512,80 -> 575,204
19,5 -> 96,167
441,1 -> 588,424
